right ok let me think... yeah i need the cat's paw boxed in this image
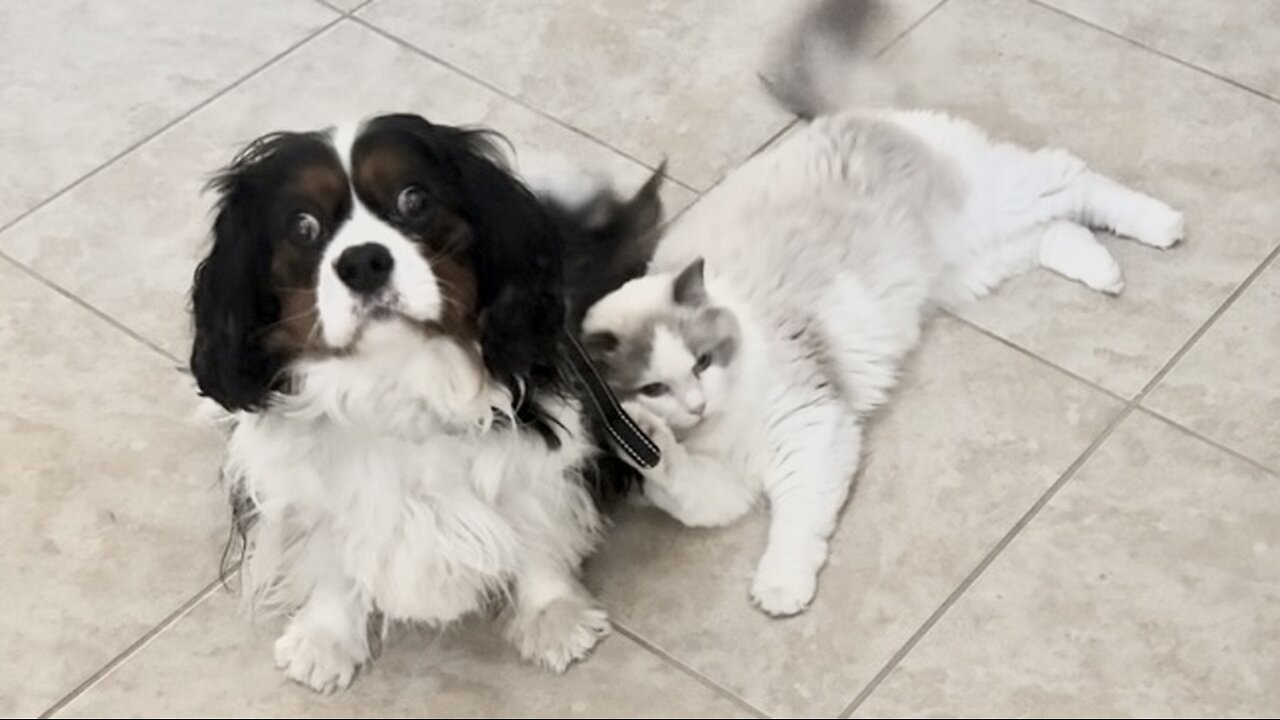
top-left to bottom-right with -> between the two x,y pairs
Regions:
274,621 -> 367,694
622,402 -> 679,467
750,556 -> 817,617
1083,255 -> 1126,296
1125,202 -> 1184,249
506,594 -> 611,673
1039,222 -> 1126,295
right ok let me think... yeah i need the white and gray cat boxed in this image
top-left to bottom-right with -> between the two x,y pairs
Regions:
570,0 -> 1184,616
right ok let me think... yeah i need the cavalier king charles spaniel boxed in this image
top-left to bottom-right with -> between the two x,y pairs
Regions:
191,113 -> 661,692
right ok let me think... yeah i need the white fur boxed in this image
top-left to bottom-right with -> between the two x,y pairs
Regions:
640,326 -> 709,430
227,123 -> 609,693
316,202 -> 445,349
584,107 -> 1182,618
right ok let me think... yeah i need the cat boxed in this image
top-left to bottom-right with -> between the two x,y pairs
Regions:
572,0 -> 1184,617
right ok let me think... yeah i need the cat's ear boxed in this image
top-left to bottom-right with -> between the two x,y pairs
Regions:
673,257 -> 707,306
583,330 -> 620,357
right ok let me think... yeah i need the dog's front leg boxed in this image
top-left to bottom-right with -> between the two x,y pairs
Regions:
502,556 -> 610,672
273,540 -> 373,693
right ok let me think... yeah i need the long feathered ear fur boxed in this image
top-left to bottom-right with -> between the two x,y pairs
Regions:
190,135 -> 296,412
374,115 -> 571,420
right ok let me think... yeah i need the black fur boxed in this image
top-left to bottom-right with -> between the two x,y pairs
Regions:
191,131 -> 340,411
191,114 -> 662,499
359,115 -> 574,437
543,167 -> 668,504
546,164 -> 666,330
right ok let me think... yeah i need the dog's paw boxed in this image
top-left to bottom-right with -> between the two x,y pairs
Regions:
274,622 -> 366,694
507,594 -> 611,673
751,554 -> 817,618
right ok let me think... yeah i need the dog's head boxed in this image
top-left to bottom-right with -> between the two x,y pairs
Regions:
191,114 -> 565,414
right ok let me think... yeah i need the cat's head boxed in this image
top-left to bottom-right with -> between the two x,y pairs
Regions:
582,258 -> 740,433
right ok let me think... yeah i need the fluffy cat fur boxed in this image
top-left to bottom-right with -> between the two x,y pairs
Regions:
573,0 -> 1183,616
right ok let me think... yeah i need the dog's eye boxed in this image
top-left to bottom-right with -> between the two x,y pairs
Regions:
638,382 -> 669,397
397,185 -> 432,220
288,212 -> 321,246
693,353 -> 712,375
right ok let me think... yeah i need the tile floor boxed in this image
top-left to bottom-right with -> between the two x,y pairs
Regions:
1,0 -> 1276,717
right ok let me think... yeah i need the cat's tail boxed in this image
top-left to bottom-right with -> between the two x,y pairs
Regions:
759,0 -> 902,119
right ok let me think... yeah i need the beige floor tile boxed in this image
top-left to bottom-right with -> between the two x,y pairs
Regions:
1146,255 -> 1280,471
0,262 -> 225,717
0,21 -> 696,360
58,592 -> 755,718
1040,0 -> 1280,99
886,0 -> 1280,398
587,318 -> 1122,717
0,0 -> 336,227
852,411 -> 1280,718
358,0 -> 940,190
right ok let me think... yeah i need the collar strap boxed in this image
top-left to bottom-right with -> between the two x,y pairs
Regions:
562,329 -> 661,469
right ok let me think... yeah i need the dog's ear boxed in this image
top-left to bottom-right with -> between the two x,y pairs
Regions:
427,120 -> 568,392
190,143 -> 287,412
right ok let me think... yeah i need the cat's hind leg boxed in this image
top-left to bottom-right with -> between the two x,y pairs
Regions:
1037,219 -> 1126,295
1073,171 -> 1184,249
754,400 -> 861,617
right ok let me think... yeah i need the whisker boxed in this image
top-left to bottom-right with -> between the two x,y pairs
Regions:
254,307 -> 319,335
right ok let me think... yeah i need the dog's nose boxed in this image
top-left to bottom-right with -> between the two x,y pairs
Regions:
335,243 -> 394,294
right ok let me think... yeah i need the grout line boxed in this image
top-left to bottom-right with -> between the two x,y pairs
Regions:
348,17 -> 701,195
0,15 -> 343,241
844,239 -> 1280,714
1132,241 -> 1280,404
944,311 -> 1128,404
749,119 -> 800,159
876,0 -> 950,58
701,0 -> 944,201
612,622 -> 772,719
0,250 -> 182,366
838,402 -> 1136,717
315,0 -> 377,17
1136,406 -> 1280,479
0,16 -> 345,368
671,116 -> 801,221
311,0 -> 344,15
39,577 -> 227,718
1027,0 -> 1280,107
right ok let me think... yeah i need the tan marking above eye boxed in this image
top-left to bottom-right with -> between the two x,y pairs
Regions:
354,144 -> 411,200
292,164 -> 347,213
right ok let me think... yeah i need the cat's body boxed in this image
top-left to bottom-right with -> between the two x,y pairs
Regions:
577,18 -> 1182,615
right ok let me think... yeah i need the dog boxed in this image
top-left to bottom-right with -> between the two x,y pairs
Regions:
191,113 -> 661,691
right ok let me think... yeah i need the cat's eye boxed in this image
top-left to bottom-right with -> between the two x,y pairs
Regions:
638,382 -> 669,397
287,212 -> 321,246
397,185 -> 432,220
693,353 -> 712,375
